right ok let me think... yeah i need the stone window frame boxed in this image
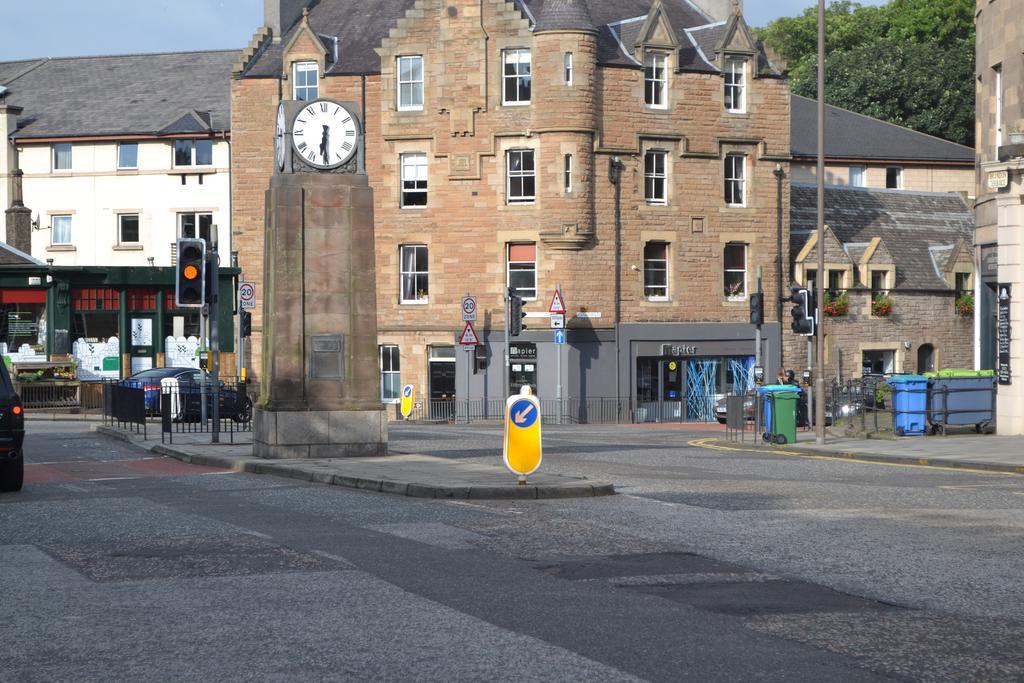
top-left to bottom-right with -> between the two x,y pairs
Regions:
293,61 -> 319,102
869,268 -> 892,298
379,344 -> 401,403
724,153 -> 746,207
506,148 -> 536,204
397,55 -> 424,112
643,52 -> 668,109
993,63 -> 1003,149
564,52 -> 573,86
643,241 -> 669,301
861,344 -> 900,376
50,213 -> 73,246
506,242 -> 538,300
723,56 -> 747,114
400,153 -> 428,208
52,143 -> 72,172
564,153 -> 573,194
399,244 -> 429,305
117,142 -> 139,170
644,149 -> 668,205
502,48 -> 532,106
177,211 -> 214,243
723,242 -> 748,301
117,212 -> 141,246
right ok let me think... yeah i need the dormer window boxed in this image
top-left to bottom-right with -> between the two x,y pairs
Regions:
293,61 -> 319,101
644,53 -> 667,108
397,56 -> 424,111
724,57 -> 746,113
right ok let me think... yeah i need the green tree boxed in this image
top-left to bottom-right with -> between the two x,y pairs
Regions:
757,0 -> 975,146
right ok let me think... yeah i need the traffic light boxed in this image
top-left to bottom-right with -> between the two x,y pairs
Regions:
790,286 -> 815,336
240,310 -> 252,338
509,289 -> 527,336
175,238 -> 206,307
749,292 -> 764,326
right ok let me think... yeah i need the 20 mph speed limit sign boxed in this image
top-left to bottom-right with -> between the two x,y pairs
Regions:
238,282 -> 256,309
461,294 -> 477,322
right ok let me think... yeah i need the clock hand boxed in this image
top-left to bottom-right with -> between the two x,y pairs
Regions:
320,124 -> 330,164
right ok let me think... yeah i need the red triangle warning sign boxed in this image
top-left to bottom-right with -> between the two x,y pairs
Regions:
458,321 -> 480,345
548,288 -> 567,314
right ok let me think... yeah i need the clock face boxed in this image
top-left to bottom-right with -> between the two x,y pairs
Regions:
290,100 -> 359,170
274,102 -> 286,171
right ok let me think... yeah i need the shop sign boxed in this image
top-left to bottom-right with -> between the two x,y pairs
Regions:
661,344 -> 699,356
509,342 -> 536,361
998,284 -> 1011,385
988,170 -> 1009,190
7,312 -> 38,336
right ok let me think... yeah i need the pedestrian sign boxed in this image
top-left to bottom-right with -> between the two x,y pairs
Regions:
458,321 -> 480,345
548,288 -> 566,314
503,387 -> 542,477
400,384 -> 415,419
554,329 -> 565,345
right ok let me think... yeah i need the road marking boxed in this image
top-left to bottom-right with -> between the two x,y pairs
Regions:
238,529 -> 272,539
311,550 -> 351,563
199,471 -> 236,476
86,476 -> 139,482
445,500 -> 524,515
622,494 -> 677,507
939,484 -> 1009,490
688,438 -> 1018,477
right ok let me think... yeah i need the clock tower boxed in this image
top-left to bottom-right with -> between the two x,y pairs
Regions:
255,98 -> 387,458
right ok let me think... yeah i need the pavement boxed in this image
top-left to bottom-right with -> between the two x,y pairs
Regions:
94,424 -> 615,500
705,426 -> 1024,475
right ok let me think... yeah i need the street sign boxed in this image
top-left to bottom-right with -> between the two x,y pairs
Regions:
550,313 -> 565,329
458,321 -> 480,345
461,294 -> 477,322
554,329 -> 565,345
503,388 -> 542,477
400,384 -> 415,419
548,288 -> 566,314
238,282 -> 256,309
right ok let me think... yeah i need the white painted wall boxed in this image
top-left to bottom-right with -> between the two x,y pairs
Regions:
16,137 -> 231,266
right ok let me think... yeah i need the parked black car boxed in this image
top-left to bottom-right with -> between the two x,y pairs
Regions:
0,360 -> 26,492
122,366 -> 251,423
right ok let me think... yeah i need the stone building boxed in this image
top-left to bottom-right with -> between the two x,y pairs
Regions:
232,0 -> 791,421
789,184 -> 974,381
790,95 -> 975,198
975,0 -> 1023,434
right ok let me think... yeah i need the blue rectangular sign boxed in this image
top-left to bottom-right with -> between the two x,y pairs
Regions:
554,329 -> 565,345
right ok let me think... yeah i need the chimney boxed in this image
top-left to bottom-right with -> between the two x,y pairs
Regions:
690,0 -> 743,23
5,169 -> 32,255
264,0 -> 315,42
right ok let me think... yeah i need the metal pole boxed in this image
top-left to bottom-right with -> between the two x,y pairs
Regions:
210,227 -> 220,443
807,337 -> 814,430
503,288 -> 510,400
200,306 -> 208,426
814,0 -> 826,445
755,268 -> 762,370
774,164 -> 785,372
556,282 -> 563,424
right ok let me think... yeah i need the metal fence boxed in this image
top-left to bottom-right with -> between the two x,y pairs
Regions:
101,382 -> 147,437
100,379 -> 252,442
391,397 -> 722,425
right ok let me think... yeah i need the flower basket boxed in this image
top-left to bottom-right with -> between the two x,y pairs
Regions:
871,295 -> 893,317
955,294 -> 974,317
823,291 -> 849,317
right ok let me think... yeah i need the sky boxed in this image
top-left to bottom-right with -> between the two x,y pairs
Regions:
0,0 -> 890,62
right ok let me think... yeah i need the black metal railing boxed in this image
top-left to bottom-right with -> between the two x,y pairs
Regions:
101,382 -> 147,437
160,382 -> 253,444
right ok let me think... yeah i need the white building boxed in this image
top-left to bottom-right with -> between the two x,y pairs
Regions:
1,50 -> 235,265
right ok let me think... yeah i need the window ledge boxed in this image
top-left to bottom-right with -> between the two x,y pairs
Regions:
502,102 -> 532,107
47,244 -> 76,252
168,168 -> 216,176
726,111 -> 750,117
643,297 -> 670,304
113,244 -> 144,251
399,300 -> 429,305
116,168 -> 140,174
507,201 -> 536,206
400,205 -> 428,210
724,296 -> 748,304
396,107 -> 425,114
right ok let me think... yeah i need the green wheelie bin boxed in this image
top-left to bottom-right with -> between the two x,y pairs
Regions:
758,385 -> 800,445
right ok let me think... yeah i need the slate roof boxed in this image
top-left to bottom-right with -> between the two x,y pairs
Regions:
534,0 -> 597,32
0,51 -> 236,139
790,94 -> 974,163
243,0 -> 771,77
790,184 -> 974,291
0,241 -> 43,266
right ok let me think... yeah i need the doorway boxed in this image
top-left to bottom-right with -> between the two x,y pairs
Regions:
428,346 -> 456,421
129,315 -> 156,374
917,344 -> 935,374
636,357 -> 684,422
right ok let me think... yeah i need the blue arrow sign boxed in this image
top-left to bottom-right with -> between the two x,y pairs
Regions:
554,329 -> 565,345
509,398 -> 538,428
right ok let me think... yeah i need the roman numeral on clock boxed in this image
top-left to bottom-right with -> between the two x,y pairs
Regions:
342,141 -> 352,151
345,130 -> 355,136
320,102 -> 328,112
297,141 -> 307,151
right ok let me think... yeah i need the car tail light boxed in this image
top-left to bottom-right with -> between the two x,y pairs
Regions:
143,384 -> 159,391
12,405 -> 22,416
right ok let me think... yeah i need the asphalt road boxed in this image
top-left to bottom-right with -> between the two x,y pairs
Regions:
2,421 -> 1022,681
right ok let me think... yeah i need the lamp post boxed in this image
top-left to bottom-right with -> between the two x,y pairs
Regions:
774,163 -> 785,372
815,0 -> 826,444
